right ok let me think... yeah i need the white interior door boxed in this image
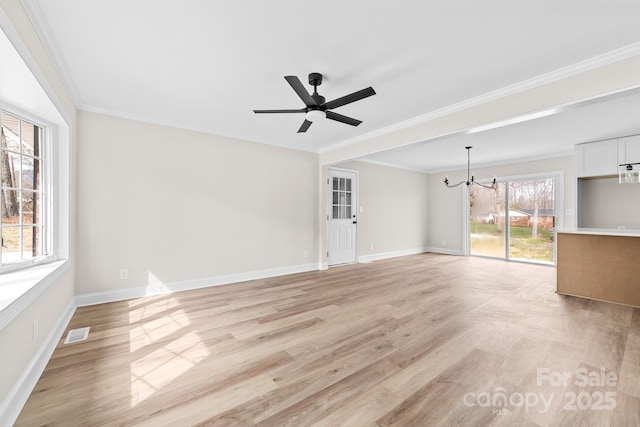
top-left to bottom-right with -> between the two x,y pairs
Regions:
328,169 -> 357,266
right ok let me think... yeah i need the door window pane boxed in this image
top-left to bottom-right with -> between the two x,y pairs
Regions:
331,177 -> 354,219
508,179 -> 555,263
470,183 -> 506,258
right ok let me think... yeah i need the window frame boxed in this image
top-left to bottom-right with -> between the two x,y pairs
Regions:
0,104 -> 55,274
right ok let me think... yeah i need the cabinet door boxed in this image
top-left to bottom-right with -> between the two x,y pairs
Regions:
620,135 -> 640,164
576,139 -> 618,177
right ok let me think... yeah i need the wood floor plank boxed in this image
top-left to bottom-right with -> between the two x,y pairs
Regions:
14,253 -> 640,426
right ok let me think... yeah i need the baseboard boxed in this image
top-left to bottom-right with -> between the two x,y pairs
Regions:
358,247 -> 430,263
0,298 -> 76,427
76,262 -> 322,307
424,247 -> 465,256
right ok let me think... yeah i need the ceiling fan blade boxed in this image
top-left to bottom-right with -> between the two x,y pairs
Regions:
324,87 -> 376,110
285,76 -> 317,107
297,119 -> 312,133
253,109 -> 305,114
325,111 -> 362,127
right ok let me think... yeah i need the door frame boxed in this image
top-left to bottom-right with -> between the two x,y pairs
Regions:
464,171 -> 564,265
327,166 -> 359,266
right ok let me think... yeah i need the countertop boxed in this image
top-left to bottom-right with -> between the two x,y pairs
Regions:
556,228 -> 640,237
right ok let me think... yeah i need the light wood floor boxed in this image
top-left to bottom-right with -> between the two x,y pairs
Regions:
16,254 -> 640,426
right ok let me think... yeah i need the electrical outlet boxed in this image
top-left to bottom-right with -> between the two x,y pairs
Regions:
119,269 -> 129,280
33,318 -> 38,341
441,240 -> 446,246
369,243 -> 374,250
303,250 -> 309,259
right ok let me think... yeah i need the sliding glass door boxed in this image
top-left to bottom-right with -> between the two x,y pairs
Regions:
469,176 -> 556,264
508,179 -> 555,263
469,183 -> 506,258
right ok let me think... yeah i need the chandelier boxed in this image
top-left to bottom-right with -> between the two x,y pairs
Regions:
443,146 -> 497,189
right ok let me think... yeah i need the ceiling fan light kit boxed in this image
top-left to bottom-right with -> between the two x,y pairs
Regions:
253,72 -> 376,133
305,109 -> 326,122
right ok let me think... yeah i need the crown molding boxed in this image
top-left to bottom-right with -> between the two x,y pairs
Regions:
349,158 -> 430,174
79,104 -> 319,154
0,5 -> 74,124
319,42 -> 640,155
21,0 -> 82,107
426,148 -> 575,175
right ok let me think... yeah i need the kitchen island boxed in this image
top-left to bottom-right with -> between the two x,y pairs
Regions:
557,229 -> 640,307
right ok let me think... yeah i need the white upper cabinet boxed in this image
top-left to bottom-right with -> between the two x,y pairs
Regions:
618,135 -> 640,165
576,139 -> 618,178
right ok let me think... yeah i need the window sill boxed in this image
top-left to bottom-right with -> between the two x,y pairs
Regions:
0,259 -> 69,330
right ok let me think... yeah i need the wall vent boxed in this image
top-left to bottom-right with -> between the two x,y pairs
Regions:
64,327 -> 90,344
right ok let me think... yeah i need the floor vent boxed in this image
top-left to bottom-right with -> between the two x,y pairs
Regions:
64,327 -> 90,344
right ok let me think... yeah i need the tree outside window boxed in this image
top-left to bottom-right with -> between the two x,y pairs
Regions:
1,111 -> 45,264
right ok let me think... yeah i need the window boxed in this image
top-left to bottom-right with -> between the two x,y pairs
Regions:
332,177 -> 352,219
1,111 -> 50,269
469,175 -> 559,264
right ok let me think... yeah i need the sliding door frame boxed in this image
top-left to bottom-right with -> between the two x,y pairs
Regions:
464,171 -> 564,265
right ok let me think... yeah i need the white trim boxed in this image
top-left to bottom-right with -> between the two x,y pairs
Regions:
21,0 -> 82,107
0,7 -> 73,124
466,172 -> 564,265
0,297 -> 75,427
319,42 -> 640,155
75,262 -> 322,307
79,105 -> 318,154
358,148 -> 574,175
327,167 -> 359,267
424,247 -> 465,256
358,247 -> 432,263
0,105 -> 55,273
462,186 -> 471,256
351,158 -> 430,174
426,148 -> 575,174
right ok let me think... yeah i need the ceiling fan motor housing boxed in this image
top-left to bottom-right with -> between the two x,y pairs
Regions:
308,72 -> 323,87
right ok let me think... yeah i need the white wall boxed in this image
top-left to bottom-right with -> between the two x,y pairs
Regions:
428,155 -> 575,252
579,177 -> 640,230
0,269 -> 74,406
76,111 -> 318,295
335,161 -> 429,258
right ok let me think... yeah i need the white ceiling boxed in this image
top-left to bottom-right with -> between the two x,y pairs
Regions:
358,90 -> 640,172
26,0 -> 640,169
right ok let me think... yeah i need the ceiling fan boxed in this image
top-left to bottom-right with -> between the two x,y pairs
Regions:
253,72 -> 376,133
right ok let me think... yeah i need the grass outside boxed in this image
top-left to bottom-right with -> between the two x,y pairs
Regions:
470,222 -> 554,262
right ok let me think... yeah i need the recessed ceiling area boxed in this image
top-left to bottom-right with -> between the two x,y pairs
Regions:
25,0 -> 640,158
356,90 -> 640,172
